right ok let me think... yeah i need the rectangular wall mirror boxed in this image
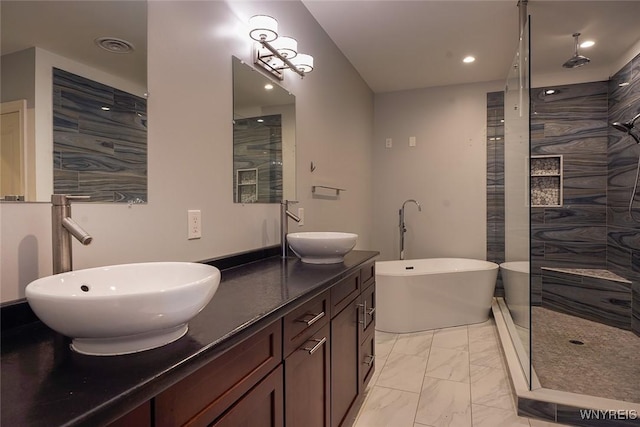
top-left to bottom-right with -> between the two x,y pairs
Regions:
232,57 -> 296,203
0,1 -> 147,203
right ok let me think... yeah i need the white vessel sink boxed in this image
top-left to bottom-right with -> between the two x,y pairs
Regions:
25,262 -> 221,356
287,232 -> 358,264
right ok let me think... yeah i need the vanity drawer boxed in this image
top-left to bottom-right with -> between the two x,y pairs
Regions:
154,319 -> 282,427
360,261 -> 375,288
283,290 -> 330,357
360,330 -> 375,389
331,271 -> 360,317
359,282 -> 376,342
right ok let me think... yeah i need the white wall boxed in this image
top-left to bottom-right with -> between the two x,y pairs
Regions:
372,80 -> 504,262
0,1 -> 374,302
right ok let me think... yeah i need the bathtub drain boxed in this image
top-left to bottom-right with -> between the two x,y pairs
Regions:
569,339 -> 584,345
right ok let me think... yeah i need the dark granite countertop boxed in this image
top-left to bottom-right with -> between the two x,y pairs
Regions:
0,250 -> 378,427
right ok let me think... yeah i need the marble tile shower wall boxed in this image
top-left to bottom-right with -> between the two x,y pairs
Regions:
529,81 -> 609,305
608,52 -> 640,334
486,91 -> 505,297
53,68 -> 148,203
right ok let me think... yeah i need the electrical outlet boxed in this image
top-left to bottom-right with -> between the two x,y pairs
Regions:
298,207 -> 304,226
188,210 -> 201,239
409,136 -> 416,147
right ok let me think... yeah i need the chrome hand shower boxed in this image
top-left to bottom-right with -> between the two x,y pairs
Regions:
399,199 -> 422,260
611,113 -> 640,222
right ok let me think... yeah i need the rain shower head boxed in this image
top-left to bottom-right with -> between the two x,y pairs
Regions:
611,113 -> 640,144
562,33 -> 591,69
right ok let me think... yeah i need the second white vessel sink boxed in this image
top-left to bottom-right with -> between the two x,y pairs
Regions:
287,232 -> 358,264
25,262 -> 221,356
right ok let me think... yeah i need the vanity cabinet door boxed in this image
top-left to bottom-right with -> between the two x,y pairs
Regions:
211,365 -> 283,427
331,299 -> 360,427
107,401 -> 151,427
155,320 -> 282,427
284,322 -> 330,427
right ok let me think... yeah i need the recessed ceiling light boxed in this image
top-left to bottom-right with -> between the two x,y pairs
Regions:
101,106 -> 110,111
545,89 -> 557,95
257,118 -> 264,123
463,56 -> 476,63
580,40 -> 595,48
264,84 -> 274,90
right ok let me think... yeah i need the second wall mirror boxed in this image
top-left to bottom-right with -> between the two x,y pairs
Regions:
232,56 -> 296,203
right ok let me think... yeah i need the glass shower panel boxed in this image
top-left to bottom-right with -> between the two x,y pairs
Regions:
503,18 -> 531,387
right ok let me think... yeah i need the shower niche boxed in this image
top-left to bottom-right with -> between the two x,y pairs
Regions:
530,155 -> 563,207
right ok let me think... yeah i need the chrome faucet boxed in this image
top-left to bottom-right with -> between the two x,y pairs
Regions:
280,200 -> 301,258
399,199 -> 422,260
52,194 -> 93,274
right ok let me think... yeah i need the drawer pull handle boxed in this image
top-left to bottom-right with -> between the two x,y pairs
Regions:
297,311 -> 325,327
357,303 -> 366,325
302,337 -> 327,355
358,301 -> 374,326
364,354 -> 375,366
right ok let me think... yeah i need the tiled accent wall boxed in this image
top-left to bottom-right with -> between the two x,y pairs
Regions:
608,52 -> 640,335
53,68 -> 148,203
486,91 -> 505,296
233,114 -> 283,203
487,55 -> 639,335
529,81 -> 609,304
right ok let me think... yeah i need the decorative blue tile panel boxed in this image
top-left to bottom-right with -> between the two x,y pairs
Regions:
52,68 -> 147,203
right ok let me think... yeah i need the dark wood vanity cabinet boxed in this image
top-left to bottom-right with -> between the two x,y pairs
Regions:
330,261 -> 376,427
111,261 -> 375,427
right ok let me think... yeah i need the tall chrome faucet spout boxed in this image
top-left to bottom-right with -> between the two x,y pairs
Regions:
399,199 -> 422,260
52,194 -> 92,274
280,200 -> 301,258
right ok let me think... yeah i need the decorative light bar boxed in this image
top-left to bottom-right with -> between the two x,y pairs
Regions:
249,14 -> 314,80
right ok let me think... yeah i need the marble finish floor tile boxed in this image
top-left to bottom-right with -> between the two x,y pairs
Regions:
354,386 -> 420,427
376,331 -> 398,360
425,347 -> 470,383
415,377 -> 472,427
361,322 -> 573,427
432,326 -> 469,351
392,330 -> 434,357
470,364 -> 515,411
376,352 -> 428,393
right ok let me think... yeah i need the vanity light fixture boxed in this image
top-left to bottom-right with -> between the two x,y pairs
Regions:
249,14 -> 314,80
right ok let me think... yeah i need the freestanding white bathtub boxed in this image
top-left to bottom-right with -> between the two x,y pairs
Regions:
499,261 -> 530,329
376,258 -> 499,333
